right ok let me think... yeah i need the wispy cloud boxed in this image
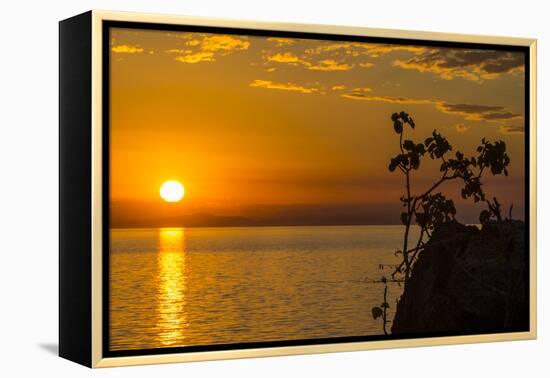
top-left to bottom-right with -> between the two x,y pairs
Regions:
249,79 -> 320,94
111,45 -> 144,54
436,103 -> 522,121
358,44 -> 425,57
499,124 -> 525,134
359,62 -> 375,68
186,39 -> 201,46
263,41 -> 415,73
305,42 -> 425,58
165,49 -> 193,54
175,52 -> 215,63
341,91 -> 433,105
345,87 -> 372,95
309,59 -> 353,71
168,34 -> 250,64
268,52 -> 306,64
199,35 -> 250,53
341,89 -> 522,123
454,124 -> 470,133
481,112 -> 522,120
266,52 -> 355,71
267,37 -> 294,47
394,49 -> 525,81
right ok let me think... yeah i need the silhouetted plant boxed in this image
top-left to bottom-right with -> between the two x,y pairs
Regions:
371,111 -> 511,331
371,276 -> 390,335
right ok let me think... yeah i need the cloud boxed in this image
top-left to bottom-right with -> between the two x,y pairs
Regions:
180,35 -> 250,52
264,41 -> 416,72
499,124 -> 525,134
362,44 -> 425,57
175,52 -> 215,63
332,85 -> 346,91
266,52 -> 354,71
308,59 -> 353,71
169,34 -> 250,64
199,35 -> 250,53
270,42 -> 420,71
341,89 -> 522,123
305,42 -> 425,58
165,49 -> 193,54
341,92 -> 433,105
305,43 -> 351,55
185,39 -> 201,46
249,79 -> 320,94
264,42 -> 521,81
359,62 -> 374,68
111,45 -> 144,53
267,37 -> 294,46
454,124 -> 470,133
438,103 -> 502,113
481,112 -> 521,120
394,49 -> 525,80
347,87 -> 372,94
436,103 -> 522,121
268,52 -> 305,64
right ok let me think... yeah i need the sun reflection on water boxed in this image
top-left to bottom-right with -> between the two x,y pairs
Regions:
155,228 -> 187,346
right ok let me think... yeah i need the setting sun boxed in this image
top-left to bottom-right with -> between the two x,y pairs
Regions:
160,180 -> 185,202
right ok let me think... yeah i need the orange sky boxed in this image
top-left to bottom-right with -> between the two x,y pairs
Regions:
109,27 -> 526,227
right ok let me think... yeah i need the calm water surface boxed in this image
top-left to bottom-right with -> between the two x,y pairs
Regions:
110,225 -> 411,350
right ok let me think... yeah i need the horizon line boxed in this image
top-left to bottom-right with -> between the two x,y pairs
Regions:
110,223 -> 410,231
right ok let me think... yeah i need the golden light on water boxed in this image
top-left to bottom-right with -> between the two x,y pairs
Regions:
109,226 -> 409,350
160,180 -> 185,202
156,228 -> 187,346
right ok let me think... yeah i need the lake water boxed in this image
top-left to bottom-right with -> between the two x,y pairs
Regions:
109,225 -> 411,351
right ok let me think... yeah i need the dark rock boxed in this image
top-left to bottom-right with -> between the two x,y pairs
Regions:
391,220 -> 529,335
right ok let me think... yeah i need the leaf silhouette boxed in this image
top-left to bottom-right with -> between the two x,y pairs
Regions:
372,306 -> 383,320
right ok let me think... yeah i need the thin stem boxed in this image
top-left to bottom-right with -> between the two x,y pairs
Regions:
415,170 -> 453,203
382,282 -> 389,335
403,168 -> 412,279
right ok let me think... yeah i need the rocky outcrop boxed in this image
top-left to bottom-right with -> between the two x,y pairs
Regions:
391,220 -> 529,335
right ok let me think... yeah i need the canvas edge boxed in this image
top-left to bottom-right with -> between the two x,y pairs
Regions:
528,39 -> 537,340
59,10 -> 93,368
88,9 -> 537,368
93,9 -> 536,45
91,10 -> 103,369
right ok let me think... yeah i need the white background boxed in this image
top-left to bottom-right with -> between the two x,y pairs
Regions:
0,0 -> 547,376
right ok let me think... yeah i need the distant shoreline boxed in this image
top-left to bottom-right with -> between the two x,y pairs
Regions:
110,222 -> 494,231
110,223 -> 414,231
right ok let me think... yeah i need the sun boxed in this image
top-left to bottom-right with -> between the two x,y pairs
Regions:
160,180 -> 185,202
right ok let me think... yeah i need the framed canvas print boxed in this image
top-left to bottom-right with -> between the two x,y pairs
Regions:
59,10 -> 537,368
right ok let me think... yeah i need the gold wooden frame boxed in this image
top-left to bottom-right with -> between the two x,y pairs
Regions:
88,10 -> 537,368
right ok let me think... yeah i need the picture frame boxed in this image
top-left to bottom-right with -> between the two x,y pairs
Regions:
59,10 -> 537,368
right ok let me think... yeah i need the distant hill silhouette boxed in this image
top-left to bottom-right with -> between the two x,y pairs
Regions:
111,212 -> 253,228
110,200 -> 404,228
110,197 -> 524,229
